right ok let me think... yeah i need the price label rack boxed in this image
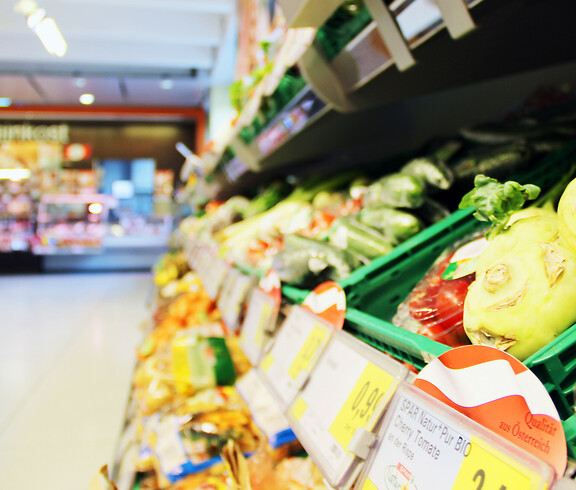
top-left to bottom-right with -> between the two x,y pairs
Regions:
236,369 -> 297,449
357,383 -> 555,490
182,255 -> 564,489
286,331 -> 409,489
217,268 -> 257,332
259,304 -> 336,411
202,256 -> 229,300
239,287 -> 281,366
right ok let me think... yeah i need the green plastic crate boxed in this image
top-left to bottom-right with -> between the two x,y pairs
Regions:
283,141 -> 576,308
282,284 -> 310,304
345,307 -> 451,371
344,308 -> 576,458
342,207 -> 481,318
283,141 -> 576,456
340,141 -> 576,457
343,142 -> 576,315
523,325 -> 576,422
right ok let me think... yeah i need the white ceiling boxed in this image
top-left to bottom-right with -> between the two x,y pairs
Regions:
0,0 -> 238,108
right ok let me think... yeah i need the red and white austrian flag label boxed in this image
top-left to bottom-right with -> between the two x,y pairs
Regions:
414,345 -> 566,477
302,281 -> 346,330
259,269 -> 281,303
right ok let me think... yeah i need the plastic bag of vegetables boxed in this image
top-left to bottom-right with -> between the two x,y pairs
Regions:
271,234 -> 361,286
392,232 -> 486,347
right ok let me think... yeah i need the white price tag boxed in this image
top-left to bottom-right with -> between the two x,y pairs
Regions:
219,271 -> 256,332
236,369 -> 295,448
191,243 -> 202,270
358,384 -> 554,490
203,258 -> 229,300
239,288 -> 279,365
217,268 -> 237,320
183,241 -> 194,267
259,305 -> 333,410
286,332 -> 408,488
194,247 -> 208,279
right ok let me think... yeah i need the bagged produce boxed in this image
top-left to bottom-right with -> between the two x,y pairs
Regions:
401,157 -> 454,190
393,233 -> 486,347
327,216 -> 394,261
171,334 -> 236,395
271,234 -> 361,285
365,173 -> 426,208
144,387 -> 261,486
358,204 -> 422,244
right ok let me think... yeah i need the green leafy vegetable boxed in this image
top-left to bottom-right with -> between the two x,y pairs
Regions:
458,174 -> 540,239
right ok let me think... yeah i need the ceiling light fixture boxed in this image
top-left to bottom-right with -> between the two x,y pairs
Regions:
73,76 -> 86,88
15,0 -> 67,57
79,93 -> 95,105
160,75 -> 174,90
87,203 -> 103,215
32,16 -> 67,57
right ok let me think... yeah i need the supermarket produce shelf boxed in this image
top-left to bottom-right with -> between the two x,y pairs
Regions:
214,0 -> 576,177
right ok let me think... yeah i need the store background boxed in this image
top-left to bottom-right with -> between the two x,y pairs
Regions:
1,0 -> 576,488
0,1 -> 238,488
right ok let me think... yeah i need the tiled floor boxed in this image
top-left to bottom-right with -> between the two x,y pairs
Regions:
0,272 -> 151,489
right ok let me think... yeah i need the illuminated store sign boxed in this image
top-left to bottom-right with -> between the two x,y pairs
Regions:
0,124 -> 69,143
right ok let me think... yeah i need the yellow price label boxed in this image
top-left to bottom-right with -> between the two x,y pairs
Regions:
290,396 -> 308,422
362,478 -> 379,490
452,436 -> 540,490
261,353 -> 274,372
329,362 -> 395,450
287,324 -> 329,380
254,301 -> 272,348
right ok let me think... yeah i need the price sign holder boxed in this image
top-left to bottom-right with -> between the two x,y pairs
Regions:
191,243 -> 204,271
183,240 -> 195,268
285,331 -> 409,489
258,281 -> 346,411
203,256 -> 229,300
357,383 -> 555,490
238,270 -> 282,366
192,245 -> 207,280
236,369 -> 297,449
259,304 -> 335,411
217,266 -> 236,306
218,269 -> 257,332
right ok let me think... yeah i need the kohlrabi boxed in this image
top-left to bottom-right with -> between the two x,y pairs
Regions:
461,174 -> 576,360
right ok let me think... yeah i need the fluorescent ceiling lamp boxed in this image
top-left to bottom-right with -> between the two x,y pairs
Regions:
0,98 -> 12,107
26,7 -> 45,27
0,169 -> 31,180
160,76 -> 174,90
29,11 -> 67,57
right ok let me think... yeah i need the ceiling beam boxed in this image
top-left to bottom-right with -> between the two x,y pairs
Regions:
211,13 -> 238,85
0,34 -> 214,70
53,0 -> 236,15
1,6 -> 223,46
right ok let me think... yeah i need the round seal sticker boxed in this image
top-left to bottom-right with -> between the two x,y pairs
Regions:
301,281 -> 346,330
414,345 -> 566,477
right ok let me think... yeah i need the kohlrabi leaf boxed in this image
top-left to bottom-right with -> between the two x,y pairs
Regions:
459,174 -> 540,239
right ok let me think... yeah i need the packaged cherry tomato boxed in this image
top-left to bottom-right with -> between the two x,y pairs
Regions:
392,232 -> 488,347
